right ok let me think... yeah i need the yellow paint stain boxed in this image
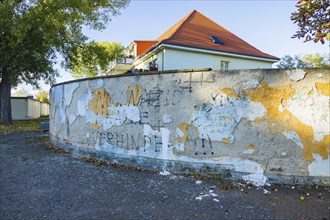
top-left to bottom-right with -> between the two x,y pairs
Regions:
88,89 -> 111,116
315,82 -> 330,96
221,138 -> 231,144
245,144 -> 257,150
176,123 -> 190,143
220,88 -> 240,98
127,85 -> 143,105
245,82 -> 329,161
91,122 -> 102,130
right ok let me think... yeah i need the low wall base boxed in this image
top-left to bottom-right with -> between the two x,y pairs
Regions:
50,137 -> 330,186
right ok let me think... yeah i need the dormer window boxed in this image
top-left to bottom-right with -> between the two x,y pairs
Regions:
210,35 -> 223,45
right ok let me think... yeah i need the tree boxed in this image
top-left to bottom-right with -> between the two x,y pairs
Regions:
300,53 -> 330,68
69,41 -> 124,78
35,90 -> 49,104
0,0 -> 130,124
276,55 -> 308,68
291,0 -> 330,44
12,88 -> 30,97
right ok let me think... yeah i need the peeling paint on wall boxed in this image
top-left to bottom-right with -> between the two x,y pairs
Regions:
287,69 -> 306,81
88,89 -> 111,116
315,82 -> 330,96
282,131 -> 303,148
308,153 -> 330,176
245,82 -> 329,161
191,93 -> 266,143
50,69 -> 330,185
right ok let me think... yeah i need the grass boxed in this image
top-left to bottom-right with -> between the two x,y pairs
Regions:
0,118 -> 48,135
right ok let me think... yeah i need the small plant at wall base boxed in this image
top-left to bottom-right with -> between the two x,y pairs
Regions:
0,0 -> 130,125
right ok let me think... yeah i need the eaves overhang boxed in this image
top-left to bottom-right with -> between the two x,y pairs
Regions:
161,43 -> 280,63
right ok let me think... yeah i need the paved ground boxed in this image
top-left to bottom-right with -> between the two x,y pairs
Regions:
0,132 -> 329,220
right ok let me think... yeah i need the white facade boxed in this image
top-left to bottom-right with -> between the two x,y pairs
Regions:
133,46 -> 275,72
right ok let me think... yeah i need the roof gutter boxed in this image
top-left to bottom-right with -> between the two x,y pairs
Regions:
162,43 -> 280,63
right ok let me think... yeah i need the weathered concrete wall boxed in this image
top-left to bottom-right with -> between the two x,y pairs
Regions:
50,69 -> 330,186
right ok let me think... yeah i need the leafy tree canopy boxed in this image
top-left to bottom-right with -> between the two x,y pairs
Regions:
277,53 -> 329,68
291,0 -> 330,44
69,41 -> 124,78
35,90 -> 49,104
276,55 -> 308,68
301,53 -> 330,68
0,0 -> 130,124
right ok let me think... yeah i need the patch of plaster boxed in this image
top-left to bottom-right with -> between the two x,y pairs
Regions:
286,69 -> 306,81
287,92 -> 330,142
163,114 -> 173,124
175,123 -> 190,152
86,105 -> 141,130
282,131 -> 304,148
308,153 -> 330,176
242,79 -> 260,90
144,124 -> 171,159
52,83 -> 80,124
213,157 -> 267,186
192,94 -> 266,143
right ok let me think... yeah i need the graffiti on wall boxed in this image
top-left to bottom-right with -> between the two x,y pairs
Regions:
50,69 -> 330,184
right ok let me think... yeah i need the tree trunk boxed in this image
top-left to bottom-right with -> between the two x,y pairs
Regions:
0,66 -> 13,125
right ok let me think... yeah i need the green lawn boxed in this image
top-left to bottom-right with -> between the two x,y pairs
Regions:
0,118 -> 48,135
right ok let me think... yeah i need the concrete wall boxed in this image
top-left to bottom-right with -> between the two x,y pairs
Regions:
49,68 -> 330,186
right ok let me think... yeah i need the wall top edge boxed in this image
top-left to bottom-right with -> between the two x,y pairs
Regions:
51,68 -> 329,89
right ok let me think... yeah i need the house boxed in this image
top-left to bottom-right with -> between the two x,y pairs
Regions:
11,96 -> 49,120
107,10 -> 279,74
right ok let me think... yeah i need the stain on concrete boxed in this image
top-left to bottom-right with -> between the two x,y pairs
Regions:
88,89 -> 111,116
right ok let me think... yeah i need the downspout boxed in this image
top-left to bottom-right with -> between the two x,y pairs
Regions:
162,50 -> 165,71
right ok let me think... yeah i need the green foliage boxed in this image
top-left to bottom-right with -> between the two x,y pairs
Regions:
0,0 -> 129,124
291,0 -> 330,44
300,53 -> 330,68
277,55 -> 308,69
35,90 -> 49,104
69,41 -> 124,78
0,0 -> 129,86
277,54 -> 330,68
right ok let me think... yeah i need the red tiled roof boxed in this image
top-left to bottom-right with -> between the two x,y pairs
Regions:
145,10 -> 279,61
134,41 -> 158,57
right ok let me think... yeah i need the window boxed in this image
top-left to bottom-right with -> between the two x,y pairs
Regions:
220,61 -> 229,71
149,59 -> 158,71
210,35 -> 224,45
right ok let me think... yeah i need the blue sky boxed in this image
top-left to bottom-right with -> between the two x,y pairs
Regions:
15,0 -> 330,94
